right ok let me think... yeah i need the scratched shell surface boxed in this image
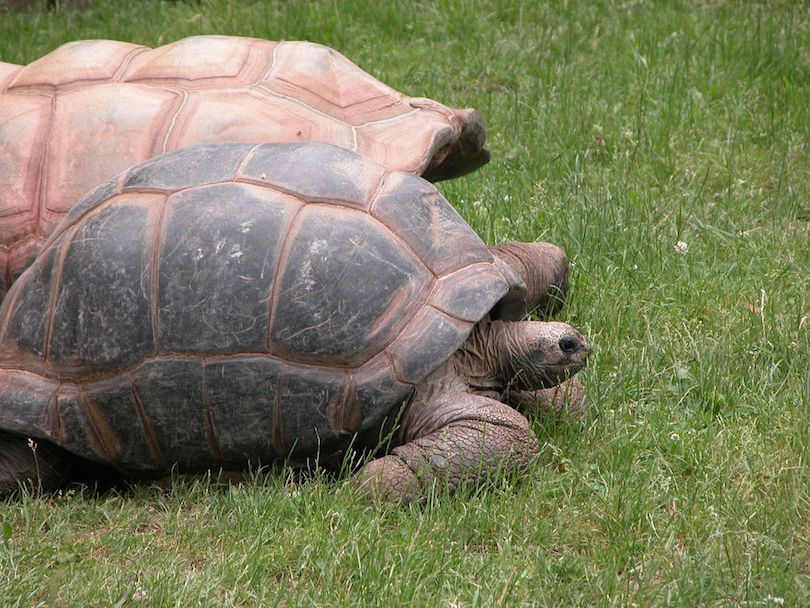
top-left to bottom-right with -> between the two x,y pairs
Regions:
0,142 -> 515,475
0,35 -> 490,299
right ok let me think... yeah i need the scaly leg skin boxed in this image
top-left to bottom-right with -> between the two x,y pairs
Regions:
0,432 -> 75,498
505,377 -> 589,418
353,394 -> 539,506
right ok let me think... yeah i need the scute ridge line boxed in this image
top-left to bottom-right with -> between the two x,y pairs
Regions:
34,93 -> 57,242
78,386 -> 116,463
252,40 -> 279,86
113,45 -> 150,82
43,221 -> 84,362
150,195 -> 172,356
161,90 -> 189,155
129,373 -> 168,470
264,204 -> 305,352
235,143 -> 263,177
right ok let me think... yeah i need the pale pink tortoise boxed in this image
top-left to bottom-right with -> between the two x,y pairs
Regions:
0,35 -> 490,297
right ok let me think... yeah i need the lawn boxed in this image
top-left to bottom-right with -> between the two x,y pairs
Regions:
1,0 -> 809,606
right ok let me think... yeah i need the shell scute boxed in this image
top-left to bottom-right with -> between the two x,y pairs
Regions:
350,355 -> 414,431
263,42 -> 399,116
122,142 -> 250,193
0,370 -> 57,440
156,182 -> 298,354
0,94 -> 50,238
131,358 -> 210,470
54,384 -> 107,463
372,172 -> 493,276
239,142 -> 380,207
270,203 -> 429,366
277,363 -> 349,458
357,117 -> 454,176
6,39 -> 141,91
1,243 -> 59,359
430,262 -> 513,323
165,89 -> 355,153
204,356 -> 282,465
82,376 -> 157,473
387,307 -> 471,385
48,201 -> 155,370
122,35 -> 274,88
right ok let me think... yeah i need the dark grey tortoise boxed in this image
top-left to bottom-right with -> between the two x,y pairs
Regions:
0,142 -> 590,504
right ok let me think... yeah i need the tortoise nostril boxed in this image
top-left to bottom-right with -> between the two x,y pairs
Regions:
559,335 -> 579,354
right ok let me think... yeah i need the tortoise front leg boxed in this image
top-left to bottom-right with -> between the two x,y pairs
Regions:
354,394 -> 539,505
504,378 -> 589,418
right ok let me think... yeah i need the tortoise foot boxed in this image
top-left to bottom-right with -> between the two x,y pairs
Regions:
354,395 -> 539,506
353,455 -> 422,506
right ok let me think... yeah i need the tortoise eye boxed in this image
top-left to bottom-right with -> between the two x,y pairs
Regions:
558,336 -> 580,354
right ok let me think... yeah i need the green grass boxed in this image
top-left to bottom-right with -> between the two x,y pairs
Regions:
1,0 -> 809,606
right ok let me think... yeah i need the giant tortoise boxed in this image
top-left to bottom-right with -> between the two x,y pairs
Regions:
0,142 -> 589,504
0,35 -> 489,298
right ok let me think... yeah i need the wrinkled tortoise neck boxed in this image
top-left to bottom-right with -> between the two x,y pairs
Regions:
454,320 -> 522,392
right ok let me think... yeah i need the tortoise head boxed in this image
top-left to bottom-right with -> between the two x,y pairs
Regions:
497,321 -> 591,391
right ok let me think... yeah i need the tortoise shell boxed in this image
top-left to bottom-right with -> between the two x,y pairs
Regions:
0,35 -> 490,297
0,142 -> 521,476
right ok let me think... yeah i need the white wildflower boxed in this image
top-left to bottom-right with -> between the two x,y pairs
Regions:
674,240 -> 688,254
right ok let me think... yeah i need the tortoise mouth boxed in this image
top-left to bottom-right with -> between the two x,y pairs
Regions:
511,362 -> 587,391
